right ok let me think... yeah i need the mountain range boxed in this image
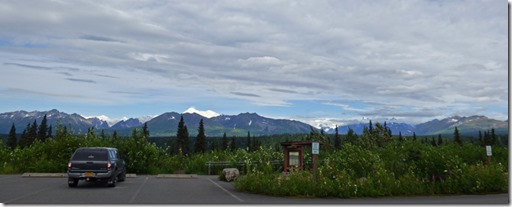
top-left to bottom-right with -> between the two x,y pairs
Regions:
0,109 -> 508,137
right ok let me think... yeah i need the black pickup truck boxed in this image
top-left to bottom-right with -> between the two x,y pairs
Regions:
67,147 -> 126,187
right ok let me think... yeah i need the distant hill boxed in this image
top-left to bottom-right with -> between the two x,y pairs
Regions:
414,115 -> 508,136
0,109 -> 109,134
0,109 -> 507,137
146,112 -> 312,137
337,122 -> 416,136
0,109 -> 312,137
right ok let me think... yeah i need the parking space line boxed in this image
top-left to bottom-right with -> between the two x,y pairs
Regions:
129,176 -> 148,204
207,178 -> 244,203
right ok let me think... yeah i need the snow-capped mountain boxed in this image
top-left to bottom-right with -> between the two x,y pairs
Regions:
414,115 -> 508,135
0,109 -> 110,133
183,107 -> 220,118
0,109 -> 507,137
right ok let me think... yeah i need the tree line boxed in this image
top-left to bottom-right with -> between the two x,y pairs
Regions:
3,114 -> 505,153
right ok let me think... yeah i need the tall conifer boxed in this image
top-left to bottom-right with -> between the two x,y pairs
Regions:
7,123 -> 17,149
222,132 -> 228,151
246,131 -> 251,151
230,137 -> 236,151
454,127 -> 462,146
334,125 -> 341,149
194,119 -> 206,153
37,115 -> 48,142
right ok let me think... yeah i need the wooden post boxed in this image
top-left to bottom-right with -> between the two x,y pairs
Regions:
283,147 -> 289,172
486,145 -> 492,164
311,142 -> 319,184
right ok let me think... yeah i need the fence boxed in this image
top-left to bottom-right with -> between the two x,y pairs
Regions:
206,160 -> 283,175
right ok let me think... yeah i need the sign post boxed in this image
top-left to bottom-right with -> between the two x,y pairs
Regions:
486,145 -> 492,164
312,142 -> 319,184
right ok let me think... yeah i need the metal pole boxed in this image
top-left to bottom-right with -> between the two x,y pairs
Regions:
312,154 -> 318,184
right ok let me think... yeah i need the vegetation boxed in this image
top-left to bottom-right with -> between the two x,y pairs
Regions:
0,118 -> 508,198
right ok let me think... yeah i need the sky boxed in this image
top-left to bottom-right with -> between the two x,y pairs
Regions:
0,0 -> 508,128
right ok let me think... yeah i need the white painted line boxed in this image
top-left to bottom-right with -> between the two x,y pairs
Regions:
207,178 -> 244,203
156,174 -> 197,179
129,176 -> 149,204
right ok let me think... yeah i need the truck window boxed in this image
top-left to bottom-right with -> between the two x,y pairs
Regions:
109,150 -> 116,159
72,150 -> 108,161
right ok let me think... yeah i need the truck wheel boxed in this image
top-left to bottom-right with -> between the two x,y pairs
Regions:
118,172 -> 126,182
68,179 -> 78,187
107,175 -> 117,187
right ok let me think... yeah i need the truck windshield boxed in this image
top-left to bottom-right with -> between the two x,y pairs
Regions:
72,150 -> 108,161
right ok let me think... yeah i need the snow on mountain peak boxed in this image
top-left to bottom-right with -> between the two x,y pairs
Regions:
82,115 -> 120,126
183,107 -> 220,118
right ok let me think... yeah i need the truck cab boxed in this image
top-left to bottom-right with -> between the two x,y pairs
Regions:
67,147 -> 126,187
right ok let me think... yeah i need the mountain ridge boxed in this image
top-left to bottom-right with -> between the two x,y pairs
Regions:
0,109 -> 507,137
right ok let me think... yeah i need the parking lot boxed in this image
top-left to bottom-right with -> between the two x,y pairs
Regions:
0,174 -> 508,204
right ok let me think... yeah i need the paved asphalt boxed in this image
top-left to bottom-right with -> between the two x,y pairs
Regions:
0,174 -> 508,204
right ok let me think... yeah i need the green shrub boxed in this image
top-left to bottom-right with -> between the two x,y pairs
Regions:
0,132 -> 507,198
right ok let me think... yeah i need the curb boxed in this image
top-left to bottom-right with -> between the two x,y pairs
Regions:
22,173 -> 67,178
21,173 -> 137,178
156,174 -> 198,179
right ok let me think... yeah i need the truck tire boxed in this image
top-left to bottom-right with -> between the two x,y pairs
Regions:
107,175 -> 117,187
68,178 -> 78,187
118,171 -> 126,182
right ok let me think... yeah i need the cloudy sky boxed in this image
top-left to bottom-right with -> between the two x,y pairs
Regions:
0,0 -> 508,127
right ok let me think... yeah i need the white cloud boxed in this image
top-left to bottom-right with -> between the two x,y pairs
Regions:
130,52 -> 169,63
0,0 -> 506,123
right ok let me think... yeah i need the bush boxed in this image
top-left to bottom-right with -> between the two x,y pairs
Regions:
0,132 -> 507,198
234,141 -> 508,198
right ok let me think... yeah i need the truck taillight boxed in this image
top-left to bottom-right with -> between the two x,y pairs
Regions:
68,162 -> 72,169
107,162 -> 112,170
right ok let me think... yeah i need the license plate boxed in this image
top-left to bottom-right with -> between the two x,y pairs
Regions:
84,172 -> 94,177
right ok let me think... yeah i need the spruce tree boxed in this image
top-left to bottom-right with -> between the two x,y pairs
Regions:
142,122 -> 150,140
454,127 -> 462,146
37,115 -> 48,142
28,120 -> 37,143
491,128 -> 496,145
413,132 -> 417,142
334,125 -> 341,149
222,132 -> 228,151
373,122 -> 392,148
431,136 -> 437,146
398,131 -> 404,142
100,129 -> 106,140
478,130 -> 483,146
230,137 -> 236,151
483,130 -> 490,145
437,134 -> 443,145
346,128 -> 357,145
176,115 -> 186,154
18,123 -> 30,148
7,123 -> 17,149
252,139 -> 261,151
47,125 -> 52,138
246,131 -> 252,151
368,120 -> 373,133
183,125 -> 189,155
194,119 -> 206,153
112,130 -> 119,142
384,121 -> 392,137
210,139 -> 217,152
